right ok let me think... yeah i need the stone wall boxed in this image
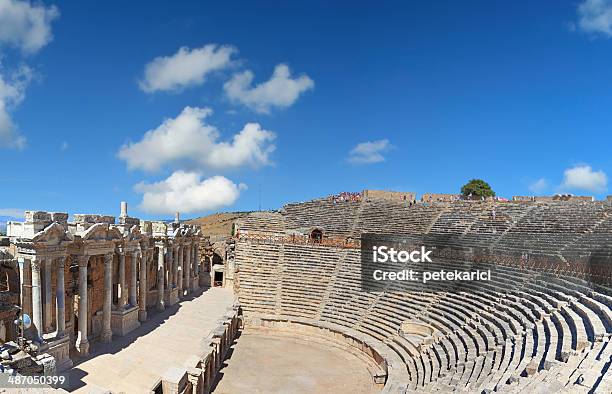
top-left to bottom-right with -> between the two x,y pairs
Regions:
421,193 -> 461,203
362,189 -> 415,202
89,256 -> 105,338
512,195 -> 534,202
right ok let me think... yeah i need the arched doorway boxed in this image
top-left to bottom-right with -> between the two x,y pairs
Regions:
310,229 -> 323,244
212,252 -> 224,287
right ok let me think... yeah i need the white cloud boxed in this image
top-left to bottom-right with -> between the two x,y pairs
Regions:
224,64 -> 314,113
560,165 -> 608,192
60,141 -> 68,150
528,178 -> 548,194
347,139 -> 392,164
0,65 -> 32,149
118,106 -> 276,172
135,171 -> 245,214
577,0 -> 612,36
0,0 -> 59,54
0,208 -> 23,218
139,44 -> 236,93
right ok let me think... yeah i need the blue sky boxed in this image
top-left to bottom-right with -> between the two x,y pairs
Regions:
1,0 -> 612,220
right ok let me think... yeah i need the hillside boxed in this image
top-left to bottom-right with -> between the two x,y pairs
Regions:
186,212 -> 251,237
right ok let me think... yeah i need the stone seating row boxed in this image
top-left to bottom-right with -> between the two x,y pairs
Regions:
235,241 -> 611,392
236,211 -> 288,235
241,197 -> 612,267
281,199 -> 363,237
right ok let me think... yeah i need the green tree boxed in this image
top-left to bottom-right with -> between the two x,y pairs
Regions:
461,179 -> 495,198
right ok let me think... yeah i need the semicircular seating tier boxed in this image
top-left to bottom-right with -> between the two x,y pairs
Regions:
234,198 -> 612,393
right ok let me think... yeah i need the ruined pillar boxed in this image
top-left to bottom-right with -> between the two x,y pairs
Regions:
165,247 -> 172,290
177,245 -> 184,297
138,249 -> 147,322
101,253 -> 113,343
77,256 -> 89,355
166,243 -> 174,290
157,244 -> 165,311
172,246 -> 179,288
130,251 -> 138,306
117,250 -> 127,310
191,244 -> 198,291
192,244 -> 196,274
185,244 -> 191,295
18,258 -> 30,316
195,243 -> 201,276
31,258 -> 43,343
56,257 -> 66,338
43,259 -> 53,333
118,250 -> 127,310
120,201 -> 128,217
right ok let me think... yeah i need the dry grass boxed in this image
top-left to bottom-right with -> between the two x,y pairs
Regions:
186,212 -> 251,237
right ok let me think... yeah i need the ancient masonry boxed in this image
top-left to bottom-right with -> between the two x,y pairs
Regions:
0,190 -> 611,393
0,202 -> 212,373
231,191 -> 612,393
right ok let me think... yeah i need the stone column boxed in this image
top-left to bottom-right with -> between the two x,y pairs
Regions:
157,245 -> 165,311
18,258 -> 27,315
118,250 -> 127,310
138,249 -> 147,322
195,244 -> 201,276
177,245 -> 184,296
31,258 -> 43,343
101,253 -> 113,343
185,245 -> 191,294
56,257 -> 66,338
43,259 -> 53,333
191,244 -> 196,277
168,246 -> 174,288
20,258 -> 34,316
172,247 -> 179,288
77,256 -> 89,355
165,248 -> 171,290
171,246 -> 178,288
191,244 -> 198,291
130,251 -> 138,306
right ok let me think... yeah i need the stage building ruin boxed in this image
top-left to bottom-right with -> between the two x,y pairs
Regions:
0,202 -> 208,372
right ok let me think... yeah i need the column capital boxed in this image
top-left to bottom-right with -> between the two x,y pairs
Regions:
31,257 -> 42,271
78,255 -> 89,267
104,253 -> 114,265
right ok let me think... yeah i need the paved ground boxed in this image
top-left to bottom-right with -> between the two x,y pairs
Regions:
64,287 -> 235,393
212,331 -> 380,394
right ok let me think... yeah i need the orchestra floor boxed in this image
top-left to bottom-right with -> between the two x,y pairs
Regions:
212,330 -> 379,394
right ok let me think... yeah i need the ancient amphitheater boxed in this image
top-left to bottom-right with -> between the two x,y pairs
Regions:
0,191 -> 610,393
225,192 -> 612,393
